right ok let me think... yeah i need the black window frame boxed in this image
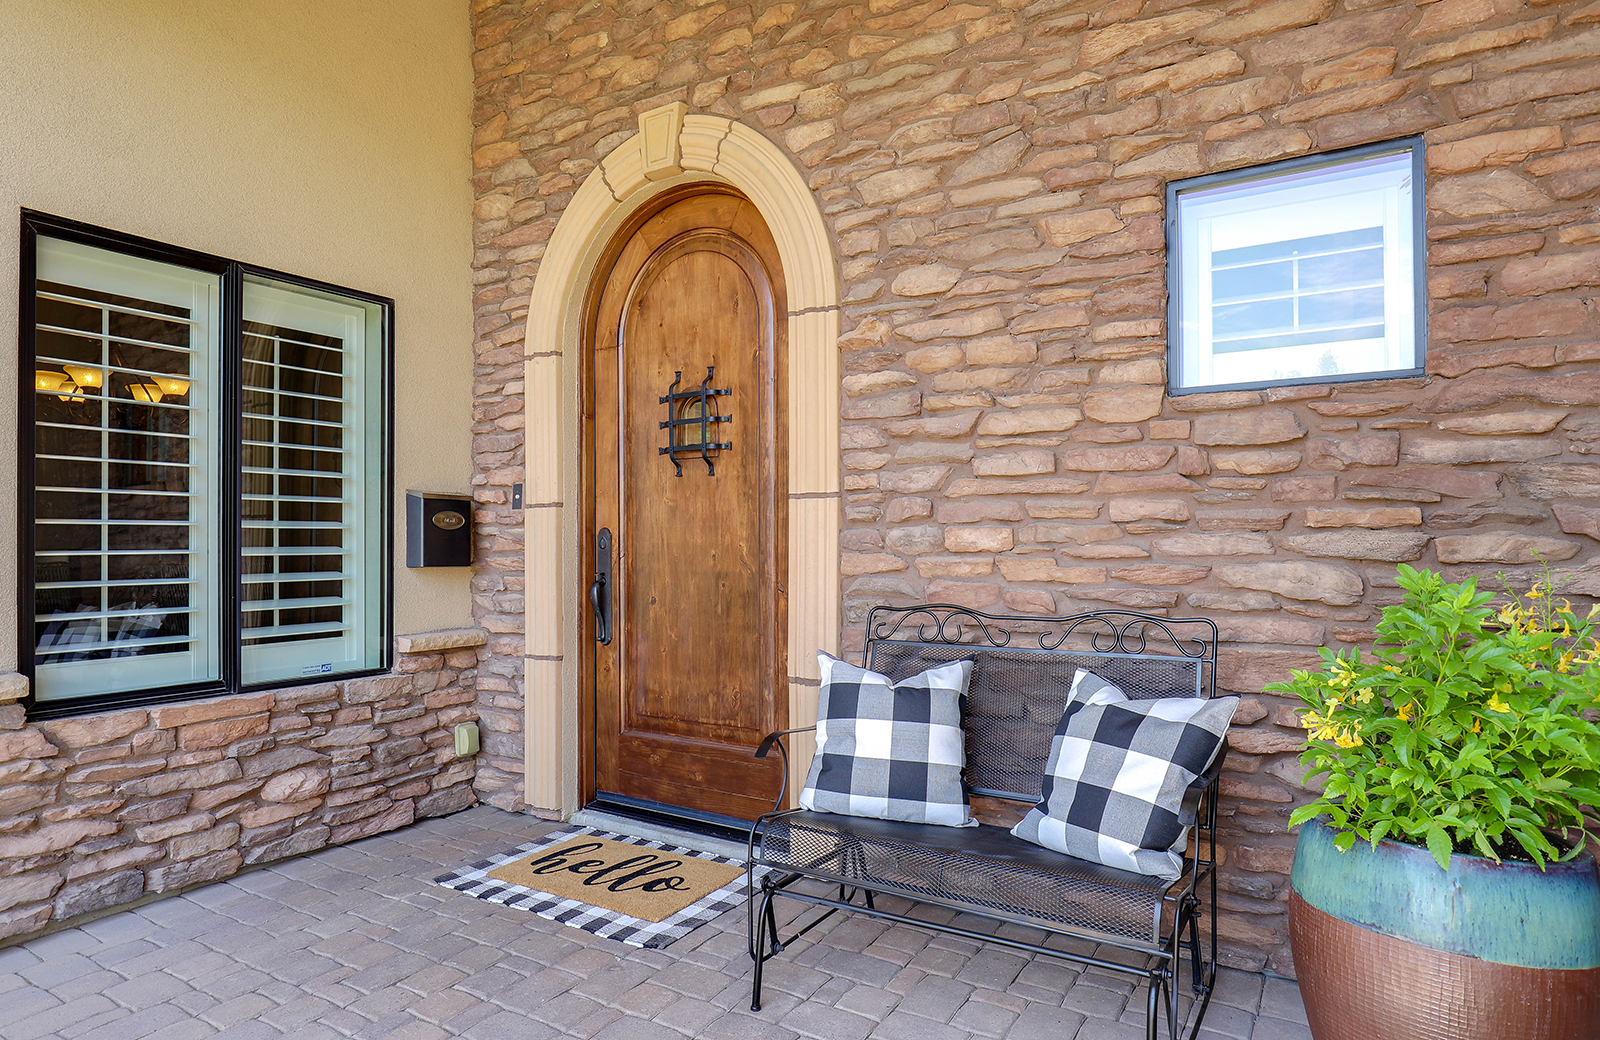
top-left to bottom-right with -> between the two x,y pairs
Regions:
18,211 -> 395,720
1165,136 -> 1428,396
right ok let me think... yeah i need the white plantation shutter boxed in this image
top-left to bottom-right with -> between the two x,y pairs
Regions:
239,277 -> 384,685
32,239 -> 222,701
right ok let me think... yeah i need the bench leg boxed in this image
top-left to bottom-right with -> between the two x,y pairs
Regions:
750,886 -> 769,1012
836,884 -> 875,912
1178,895 -> 1217,1039
1144,965 -> 1185,1040
764,886 -> 783,957
1167,969 -> 1181,1040
1145,969 -> 1162,1040
1151,895 -> 1217,1040
1185,897 -> 1206,994
746,864 -> 758,961
751,880 -> 783,1012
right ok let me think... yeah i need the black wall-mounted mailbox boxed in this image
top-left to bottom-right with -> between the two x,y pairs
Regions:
407,491 -> 473,568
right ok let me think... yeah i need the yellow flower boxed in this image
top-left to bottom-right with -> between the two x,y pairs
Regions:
1472,717 -> 1482,734
1303,708 -> 1349,742
1396,701 -> 1415,722
1334,727 -> 1363,749
1302,710 -> 1339,741
1487,692 -> 1511,714
1528,584 -> 1545,600
1355,687 -> 1375,704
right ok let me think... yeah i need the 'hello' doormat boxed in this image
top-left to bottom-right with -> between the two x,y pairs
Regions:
434,826 -> 750,948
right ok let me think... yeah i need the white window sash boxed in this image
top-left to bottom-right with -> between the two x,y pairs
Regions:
1174,149 -> 1416,392
32,238 -> 222,702
239,278 -> 379,686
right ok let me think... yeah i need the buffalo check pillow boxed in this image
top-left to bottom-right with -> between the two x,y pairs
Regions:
1012,670 -> 1237,879
800,652 -> 976,827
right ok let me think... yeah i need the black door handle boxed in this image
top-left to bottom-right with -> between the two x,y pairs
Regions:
592,528 -> 613,645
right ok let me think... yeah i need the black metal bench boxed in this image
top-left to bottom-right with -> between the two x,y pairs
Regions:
746,605 -> 1224,1040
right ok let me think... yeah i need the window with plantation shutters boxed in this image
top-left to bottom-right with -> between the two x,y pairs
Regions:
240,278 -> 383,686
31,240 -> 222,701
24,218 -> 389,715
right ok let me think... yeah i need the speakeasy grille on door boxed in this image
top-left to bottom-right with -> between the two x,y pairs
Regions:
659,367 -> 732,476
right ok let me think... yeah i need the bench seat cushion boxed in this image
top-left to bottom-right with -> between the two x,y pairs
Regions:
754,810 -> 1178,946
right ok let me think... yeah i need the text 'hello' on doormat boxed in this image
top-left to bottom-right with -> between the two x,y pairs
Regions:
434,826 -> 750,948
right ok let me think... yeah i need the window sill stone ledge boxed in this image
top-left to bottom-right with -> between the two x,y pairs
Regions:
395,629 -> 489,655
0,673 -> 28,704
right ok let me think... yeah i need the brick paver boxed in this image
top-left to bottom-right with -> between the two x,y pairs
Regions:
0,806 -> 1304,1039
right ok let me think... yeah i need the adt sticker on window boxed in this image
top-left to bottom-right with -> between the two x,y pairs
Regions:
302,663 -> 334,676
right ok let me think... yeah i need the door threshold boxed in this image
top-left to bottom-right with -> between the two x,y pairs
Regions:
578,793 -> 753,859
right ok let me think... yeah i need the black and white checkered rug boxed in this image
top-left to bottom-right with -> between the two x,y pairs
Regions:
433,825 -> 753,948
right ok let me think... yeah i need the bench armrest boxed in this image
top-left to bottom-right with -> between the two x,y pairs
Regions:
755,726 -> 816,761
1179,738 -> 1228,827
753,726 -> 817,813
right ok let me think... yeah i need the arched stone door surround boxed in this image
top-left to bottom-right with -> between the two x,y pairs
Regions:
520,104 -> 840,815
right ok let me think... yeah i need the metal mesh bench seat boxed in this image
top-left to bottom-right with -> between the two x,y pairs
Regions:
746,605 -> 1225,1040
755,810 -> 1178,946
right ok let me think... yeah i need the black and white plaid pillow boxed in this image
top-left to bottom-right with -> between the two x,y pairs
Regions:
1012,671 -> 1237,879
799,652 -> 976,828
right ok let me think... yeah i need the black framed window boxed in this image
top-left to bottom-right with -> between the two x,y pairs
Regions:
1167,137 -> 1426,394
20,213 -> 392,717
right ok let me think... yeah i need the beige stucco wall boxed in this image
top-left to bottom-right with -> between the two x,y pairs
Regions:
0,0 -> 475,667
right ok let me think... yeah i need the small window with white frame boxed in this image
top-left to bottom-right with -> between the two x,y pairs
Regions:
1167,138 -> 1425,394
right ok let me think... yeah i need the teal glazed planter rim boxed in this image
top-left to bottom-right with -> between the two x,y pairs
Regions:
1291,816 -> 1600,970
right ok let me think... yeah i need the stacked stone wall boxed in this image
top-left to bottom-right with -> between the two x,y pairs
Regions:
469,0 -> 1600,972
470,124 -> 536,814
0,652 -> 478,944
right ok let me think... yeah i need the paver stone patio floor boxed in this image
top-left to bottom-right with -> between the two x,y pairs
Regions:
0,806 -> 1308,1040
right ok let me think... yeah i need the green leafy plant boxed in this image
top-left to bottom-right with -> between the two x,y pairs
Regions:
1270,563 -> 1600,870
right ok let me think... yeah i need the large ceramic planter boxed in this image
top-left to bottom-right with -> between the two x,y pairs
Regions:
1289,817 -> 1600,1040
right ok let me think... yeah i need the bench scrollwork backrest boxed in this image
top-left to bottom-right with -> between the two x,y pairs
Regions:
863,605 -> 1219,804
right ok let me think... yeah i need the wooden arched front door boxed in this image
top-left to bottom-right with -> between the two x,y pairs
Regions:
584,190 -> 787,822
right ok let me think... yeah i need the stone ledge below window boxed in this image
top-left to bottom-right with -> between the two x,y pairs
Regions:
395,629 -> 490,655
0,673 -> 28,704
